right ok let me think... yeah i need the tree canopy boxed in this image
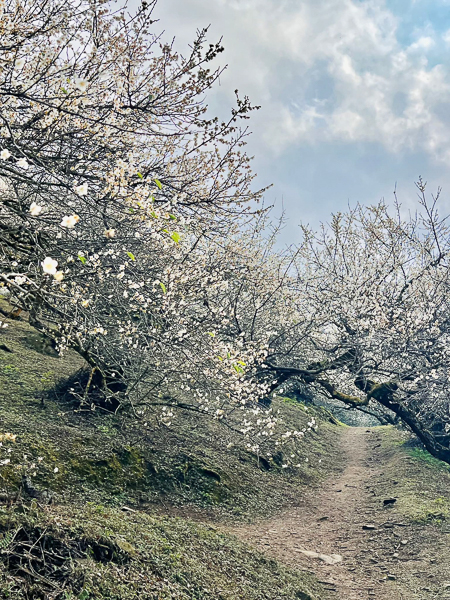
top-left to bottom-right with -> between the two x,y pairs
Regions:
258,186 -> 450,463
2,0 -> 450,466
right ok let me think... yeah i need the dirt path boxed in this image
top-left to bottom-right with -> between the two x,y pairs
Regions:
226,427 -> 450,600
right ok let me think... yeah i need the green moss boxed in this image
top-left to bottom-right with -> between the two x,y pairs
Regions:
377,427 -> 450,524
397,493 -> 450,524
69,447 -> 148,490
403,446 -> 450,472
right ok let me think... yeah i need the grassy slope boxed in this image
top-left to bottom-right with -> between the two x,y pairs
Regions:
0,299 -> 339,599
0,503 -> 324,600
376,426 -> 450,524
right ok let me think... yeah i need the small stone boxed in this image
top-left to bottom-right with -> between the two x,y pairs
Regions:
401,540 -> 408,545
362,524 -> 377,530
296,549 -> 342,565
387,574 -> 397,581
383,497 -> 397,506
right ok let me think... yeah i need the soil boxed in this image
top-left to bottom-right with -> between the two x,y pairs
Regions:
226,427 -> 450,600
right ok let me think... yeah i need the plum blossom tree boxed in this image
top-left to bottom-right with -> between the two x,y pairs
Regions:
0,0 -> 297,452
4,0 -> 450,468
252,185 -> 450,464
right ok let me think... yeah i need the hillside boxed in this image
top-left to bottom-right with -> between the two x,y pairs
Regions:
0,299 -> 339,599
1,300 -> 449,599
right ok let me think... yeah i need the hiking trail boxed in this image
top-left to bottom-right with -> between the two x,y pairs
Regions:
226,427 -> 450,600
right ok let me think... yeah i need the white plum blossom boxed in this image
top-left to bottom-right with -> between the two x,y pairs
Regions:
53,271 -> 64,282
75,182 -> 88,195
0,149 -> 11,160
16,157 -> 28,169
41,257 -> 58,275
15,58 -> 25,69
74,78 -> 88,92
60,215 -> 79,228
104,228 -> 116,238
29,202 -> 43,216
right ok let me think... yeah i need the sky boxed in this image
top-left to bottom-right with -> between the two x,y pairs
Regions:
136,0 -> 450,240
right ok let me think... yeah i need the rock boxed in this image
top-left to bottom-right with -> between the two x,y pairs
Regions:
22,475 -> 41,499
320,553 -> 342,565
297,549 -> 320,558
383,497 -> 397,506
295,592 -> 315,600
0,344 -> 12,353
296,549 -> 343,565
400,540 -> 408,545
116,538 -> 137,556
387,574 -> 397,580
362,524 -> 377,530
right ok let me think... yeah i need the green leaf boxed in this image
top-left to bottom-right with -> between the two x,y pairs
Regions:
159,282 -> 166,294
79,590 -> 90,600
237,361 -> 246,367
126,252 -> 135,261
78,255 -> 86,264
137,172 -> 144,179
129,207 -> 134,213
154,178 -> 162,190
233,364 -> 243,374
169,214 -> 177,220
61,88 -> 68,94
207,332 -> 215,337
171,232 -> 180,244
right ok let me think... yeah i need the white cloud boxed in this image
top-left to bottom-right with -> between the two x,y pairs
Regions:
407,36 -> 435,52
149,0 -> 450,164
